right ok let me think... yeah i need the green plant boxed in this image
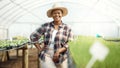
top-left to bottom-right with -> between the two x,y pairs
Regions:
69,35 -> 120,68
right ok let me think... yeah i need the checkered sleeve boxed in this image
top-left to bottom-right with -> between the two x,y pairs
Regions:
68,28 -> 74,41
63,27 -> 74,49
30,25 -> 45,43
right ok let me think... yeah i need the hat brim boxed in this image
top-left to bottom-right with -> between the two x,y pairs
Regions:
47,7 -> 68,18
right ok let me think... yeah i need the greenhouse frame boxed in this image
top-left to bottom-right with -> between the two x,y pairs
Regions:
0,0 -> 120,68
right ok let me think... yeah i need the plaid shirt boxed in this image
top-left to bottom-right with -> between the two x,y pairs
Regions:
30,21 -> 73,63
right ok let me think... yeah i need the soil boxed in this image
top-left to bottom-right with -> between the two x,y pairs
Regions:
0,48 -> 38,68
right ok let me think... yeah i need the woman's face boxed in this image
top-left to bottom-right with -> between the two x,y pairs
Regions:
52,9 -> 63,22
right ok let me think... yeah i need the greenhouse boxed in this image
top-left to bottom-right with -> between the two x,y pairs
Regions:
0,0 -> 120,68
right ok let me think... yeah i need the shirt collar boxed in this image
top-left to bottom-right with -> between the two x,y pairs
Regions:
51,21 -> 64,28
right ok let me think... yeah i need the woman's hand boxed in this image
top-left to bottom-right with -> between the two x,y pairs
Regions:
52,47 -> 67,63
34,42 -> 44,51
53,51 -> 60,63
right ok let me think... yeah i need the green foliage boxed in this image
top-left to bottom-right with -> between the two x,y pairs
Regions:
0,40 -> 10,48
69,35 -> 120,68
0,36 -> 29,49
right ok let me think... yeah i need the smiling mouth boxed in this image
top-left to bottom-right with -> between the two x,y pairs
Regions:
54,16 -> 59,19
55,17 -> 59,18
55,16 -> 61,19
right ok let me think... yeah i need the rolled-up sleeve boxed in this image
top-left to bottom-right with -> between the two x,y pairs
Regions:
63,28 -> 74,49
68,28 -> 74,41
30,25 -> 45,43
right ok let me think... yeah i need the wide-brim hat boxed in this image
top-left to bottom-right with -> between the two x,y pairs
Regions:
47,3 -> 68,18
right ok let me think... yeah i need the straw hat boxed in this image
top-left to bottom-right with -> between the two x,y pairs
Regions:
47,3 -> 68,17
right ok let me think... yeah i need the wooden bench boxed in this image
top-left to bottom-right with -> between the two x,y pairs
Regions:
0,44 -> 29,68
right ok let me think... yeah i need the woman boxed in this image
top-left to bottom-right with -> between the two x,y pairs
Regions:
30,3 -> 73,68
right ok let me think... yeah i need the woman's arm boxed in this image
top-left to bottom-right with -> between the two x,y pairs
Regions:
53,47 -> 67,63
30,25 -> 45,50
34,42 -> 42,51
53,26 -> 74,63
